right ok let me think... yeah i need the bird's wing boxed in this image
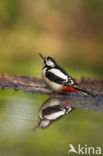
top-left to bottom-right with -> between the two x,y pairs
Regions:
46,68 -> 67,84
65,76 -> 78,87
43,105 -> 65,120
54,66 -> 79,87
46,67 -> 78,87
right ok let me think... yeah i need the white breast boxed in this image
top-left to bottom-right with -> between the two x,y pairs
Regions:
42,68 -> 63,92
44,77 -> 63,92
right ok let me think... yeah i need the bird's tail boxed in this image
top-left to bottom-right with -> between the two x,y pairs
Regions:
74,87 -> 96,97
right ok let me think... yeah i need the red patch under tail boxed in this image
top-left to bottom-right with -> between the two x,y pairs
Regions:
63,86 -> 77,93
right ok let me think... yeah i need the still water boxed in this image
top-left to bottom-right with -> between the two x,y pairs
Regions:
0,89 -> 103,156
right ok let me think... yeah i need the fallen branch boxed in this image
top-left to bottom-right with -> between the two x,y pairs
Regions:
0,74 -> 103,95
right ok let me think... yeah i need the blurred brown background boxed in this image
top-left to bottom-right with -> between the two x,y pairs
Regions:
0,0 -> 103,77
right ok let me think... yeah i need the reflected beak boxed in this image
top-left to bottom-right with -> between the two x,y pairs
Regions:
39,53 -> 46,61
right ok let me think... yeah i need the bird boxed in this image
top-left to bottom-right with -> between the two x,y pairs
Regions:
33,97 -> 75,130
39,53 -> 94,96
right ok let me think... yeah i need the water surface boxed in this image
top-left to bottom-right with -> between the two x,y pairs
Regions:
0,89 -> 103,156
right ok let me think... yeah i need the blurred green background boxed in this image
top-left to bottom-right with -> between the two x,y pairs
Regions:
0,0 -> 103,77
0,1 -> 103,156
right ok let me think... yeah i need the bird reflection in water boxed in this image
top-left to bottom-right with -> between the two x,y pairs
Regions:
33,96 -> 76,130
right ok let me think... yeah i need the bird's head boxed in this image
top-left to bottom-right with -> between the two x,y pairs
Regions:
39,53 -> 57,68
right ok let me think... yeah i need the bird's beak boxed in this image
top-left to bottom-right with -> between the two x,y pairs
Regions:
39,53 -> 46,61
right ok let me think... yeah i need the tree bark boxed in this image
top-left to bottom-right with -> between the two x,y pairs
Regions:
0,74 -> 103,96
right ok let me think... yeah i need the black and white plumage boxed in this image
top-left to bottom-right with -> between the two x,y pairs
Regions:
39,53 -> 94,96
39,53 -> 78,91
33,97 -> 75,129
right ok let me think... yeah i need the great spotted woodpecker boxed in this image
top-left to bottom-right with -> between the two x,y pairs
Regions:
39,53 -> 93,96
33,97 -> 75,129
